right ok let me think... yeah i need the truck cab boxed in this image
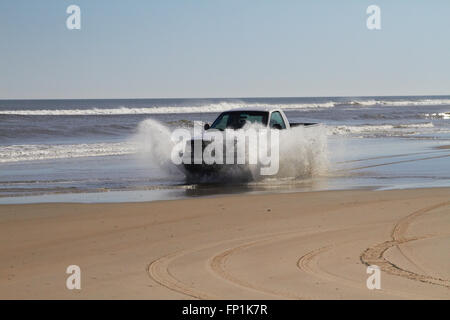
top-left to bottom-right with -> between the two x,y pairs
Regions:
204,108 -> 291,131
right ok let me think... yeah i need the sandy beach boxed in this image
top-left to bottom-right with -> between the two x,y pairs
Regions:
0,188 -> 448,299
2,0 -> 450,305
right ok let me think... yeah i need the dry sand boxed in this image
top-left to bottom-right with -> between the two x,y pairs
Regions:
0,188 -> 449,299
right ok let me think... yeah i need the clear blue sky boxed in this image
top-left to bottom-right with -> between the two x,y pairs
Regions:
0,0 -> 449,99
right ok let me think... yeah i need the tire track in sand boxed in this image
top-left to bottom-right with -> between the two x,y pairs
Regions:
207,226 -> 371,299
361,201 -> 450,288
149,199 -> 449,300
149,228 -> 347,299
209,235 -> 305,299
147,250 -> 216,299
148,231 -> 309,299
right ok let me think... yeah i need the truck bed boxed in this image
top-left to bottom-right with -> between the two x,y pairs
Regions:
289,122 -> 318,128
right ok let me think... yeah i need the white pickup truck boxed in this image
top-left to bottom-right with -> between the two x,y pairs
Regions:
182,107 -> 318,176
203,107 -> 317,131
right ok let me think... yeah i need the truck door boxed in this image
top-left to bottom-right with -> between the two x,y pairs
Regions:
269,111 -> 287,129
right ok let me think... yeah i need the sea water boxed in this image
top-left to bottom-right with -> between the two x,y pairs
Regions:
0,96 -> 449,203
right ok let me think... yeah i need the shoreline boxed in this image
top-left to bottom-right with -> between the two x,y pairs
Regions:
0,183 -> 374,205
0,187 -> 449,299
1,142 -> 449,205
0,182 -> 448,205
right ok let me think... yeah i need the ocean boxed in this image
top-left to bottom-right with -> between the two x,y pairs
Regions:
1,96 -> 449,203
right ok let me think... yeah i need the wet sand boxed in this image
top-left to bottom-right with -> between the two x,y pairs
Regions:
0,188 -> 449,299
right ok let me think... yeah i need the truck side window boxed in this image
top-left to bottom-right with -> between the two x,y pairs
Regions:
270,111 -> 286,129
211,114 -> 230,130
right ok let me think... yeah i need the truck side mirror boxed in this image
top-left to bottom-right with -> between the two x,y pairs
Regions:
204,123 -> 210,130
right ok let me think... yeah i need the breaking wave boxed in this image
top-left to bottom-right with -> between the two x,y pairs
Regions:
0,142 -> 137,163
1,98 -> 449,116
0,102 -> 335,116
424,112 -> 450,120
349,98 -> 450,107
329,122 -> 436,136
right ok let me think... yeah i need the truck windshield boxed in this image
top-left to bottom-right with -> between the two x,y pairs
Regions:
210,111 -> 268,130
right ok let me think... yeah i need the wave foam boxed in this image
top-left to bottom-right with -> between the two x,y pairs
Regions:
425,112 -> 450,120
0,102 -> 336,116
1,98 -> 449,116
0,142 -> 137,163
329,122 -> 435,136
350,99 -> 450,107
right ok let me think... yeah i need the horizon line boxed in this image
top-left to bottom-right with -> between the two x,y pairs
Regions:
1,93 -> 450,101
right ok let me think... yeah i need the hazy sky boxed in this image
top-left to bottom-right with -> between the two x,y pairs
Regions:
1,0 -> 449,99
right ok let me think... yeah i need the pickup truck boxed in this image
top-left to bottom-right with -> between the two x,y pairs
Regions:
203,107 -> 317,131
181,107 -> 318,177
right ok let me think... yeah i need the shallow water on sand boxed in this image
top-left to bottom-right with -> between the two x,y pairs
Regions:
1,137 -> 449,204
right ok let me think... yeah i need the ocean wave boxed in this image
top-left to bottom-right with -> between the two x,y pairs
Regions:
1,98 -> 449,116
0,124 -> 134,140
165,119 -> 207,128
329,122 -> 435,136
0,102 -> 336,116
348,98 -> 450,107
424,112 -> 450,120
0,142 -> 137,163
